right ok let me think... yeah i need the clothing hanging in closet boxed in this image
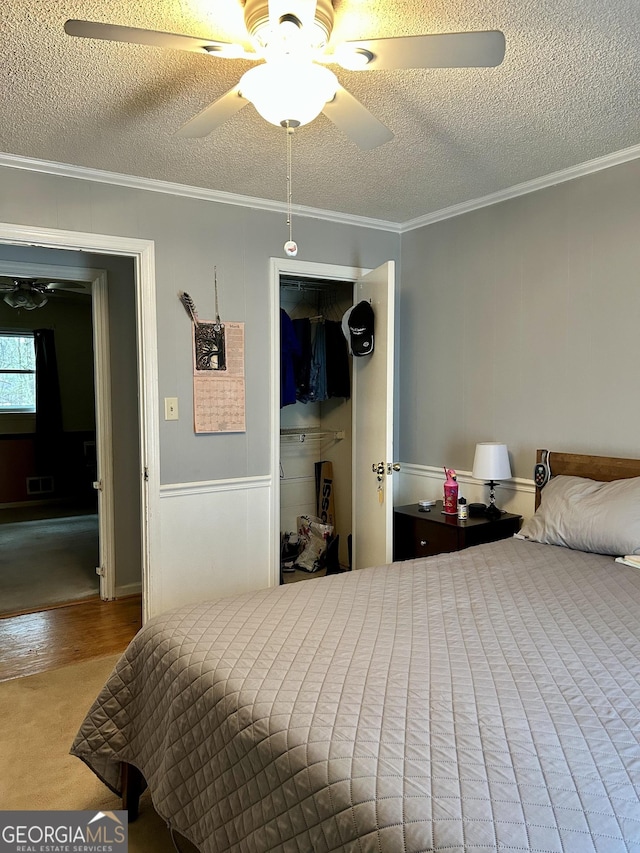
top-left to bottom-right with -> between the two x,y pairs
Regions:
280,309 -> 350,408
280,309 -> 301,407
292,318 -> 311,401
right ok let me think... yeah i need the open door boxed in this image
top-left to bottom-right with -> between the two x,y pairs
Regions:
91,273 -> 116,600
352,261 -> 396,570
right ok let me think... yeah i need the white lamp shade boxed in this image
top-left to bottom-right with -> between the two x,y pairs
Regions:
239,60 -> 338,128
472,442 -> 512,481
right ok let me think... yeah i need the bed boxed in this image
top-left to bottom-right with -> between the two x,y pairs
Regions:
71,451 -> 640,852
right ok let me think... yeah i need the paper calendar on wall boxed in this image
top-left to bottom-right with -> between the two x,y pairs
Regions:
192,320 -> 246,433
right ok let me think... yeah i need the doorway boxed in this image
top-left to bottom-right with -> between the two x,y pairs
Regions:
279,274 -> 354,583
0,223 -> 159,623
0,268 -> 101,615
270,256 -> 397,586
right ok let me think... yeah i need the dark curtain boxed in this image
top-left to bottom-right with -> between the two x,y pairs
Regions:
34,328 -> 63,477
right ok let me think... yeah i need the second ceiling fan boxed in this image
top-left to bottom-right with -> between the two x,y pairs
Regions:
0,278 -> 88,310
65,0 -> 505,150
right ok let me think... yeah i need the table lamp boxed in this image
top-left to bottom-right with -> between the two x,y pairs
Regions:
472,442 -> 512,519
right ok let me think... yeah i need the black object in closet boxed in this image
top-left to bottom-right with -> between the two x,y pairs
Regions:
280,281 -> 350,408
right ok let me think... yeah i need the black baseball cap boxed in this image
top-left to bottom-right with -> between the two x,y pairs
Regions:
347,300 -> 374,357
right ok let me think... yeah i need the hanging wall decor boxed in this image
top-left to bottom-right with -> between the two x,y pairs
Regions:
178,271 -> 246,433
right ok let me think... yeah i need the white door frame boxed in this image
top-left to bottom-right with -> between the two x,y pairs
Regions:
0,258 -> 116,599
269,257 -> 368,587
0,222 -> 159,622
91,270 -> 116,599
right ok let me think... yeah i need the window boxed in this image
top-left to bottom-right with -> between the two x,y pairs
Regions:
0,331 -> 36,413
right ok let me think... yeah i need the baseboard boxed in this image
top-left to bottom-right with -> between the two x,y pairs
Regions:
0,498 -> 58,510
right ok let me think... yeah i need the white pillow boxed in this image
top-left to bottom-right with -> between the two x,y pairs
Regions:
517,475 -> 640,556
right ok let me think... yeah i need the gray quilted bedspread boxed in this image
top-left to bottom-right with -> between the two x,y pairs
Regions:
71,539 -> 640,852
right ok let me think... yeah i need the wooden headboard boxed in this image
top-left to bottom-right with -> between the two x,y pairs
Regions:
535,449 -> 640,509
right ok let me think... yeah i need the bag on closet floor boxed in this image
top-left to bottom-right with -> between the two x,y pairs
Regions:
295,515 -> 333,572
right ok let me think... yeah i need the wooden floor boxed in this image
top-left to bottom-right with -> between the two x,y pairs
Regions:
0,595 -> 142,682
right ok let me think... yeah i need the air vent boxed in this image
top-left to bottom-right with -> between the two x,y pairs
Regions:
26,475 -> 55,495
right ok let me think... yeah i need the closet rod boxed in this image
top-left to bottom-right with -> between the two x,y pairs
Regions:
281,281 -> 325,293
280,427 -> 345,442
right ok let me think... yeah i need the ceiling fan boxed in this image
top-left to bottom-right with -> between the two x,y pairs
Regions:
0,278 -> 88,310
64,0 -> 505,150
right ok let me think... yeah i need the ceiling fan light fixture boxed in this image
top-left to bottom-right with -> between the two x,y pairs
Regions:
244,0 -> 334,53
334,45 -> 374,70
3,289 -> 48,310
239,60 -> 338,127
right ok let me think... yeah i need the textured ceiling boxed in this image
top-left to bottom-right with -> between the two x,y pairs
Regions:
2,0 -> 640,224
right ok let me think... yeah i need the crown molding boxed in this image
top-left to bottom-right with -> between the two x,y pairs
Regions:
2,142 -> 640,236
400,141 -> 640,233
0,151 -> 401,234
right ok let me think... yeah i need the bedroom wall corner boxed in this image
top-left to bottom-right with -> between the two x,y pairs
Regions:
396,157 -> 640,482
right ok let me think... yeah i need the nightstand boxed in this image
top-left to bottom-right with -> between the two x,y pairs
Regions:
393,501 -> 522,561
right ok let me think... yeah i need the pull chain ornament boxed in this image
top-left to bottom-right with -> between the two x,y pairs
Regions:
284,123 -> 298,257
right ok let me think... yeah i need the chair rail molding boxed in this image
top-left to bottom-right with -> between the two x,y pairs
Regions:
395,462 -> 535,519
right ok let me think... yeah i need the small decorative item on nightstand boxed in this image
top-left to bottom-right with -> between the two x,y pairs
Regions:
468,502 -> 487,517
442,468 -> 459,514
457,497 -> 468,520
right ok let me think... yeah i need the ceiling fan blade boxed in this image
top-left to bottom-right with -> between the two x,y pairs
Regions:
64,19 -> 251,58
176,87 -> 250,138
340,30 -> 505,70
45,282 -> 87,291
322,87 -> 393,150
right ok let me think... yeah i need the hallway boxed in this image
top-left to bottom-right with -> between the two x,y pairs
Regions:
0,503 -> 99,616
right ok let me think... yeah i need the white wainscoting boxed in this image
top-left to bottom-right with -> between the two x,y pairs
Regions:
153,467 -> 533,617
155,475 -> 272,616
394,463 -> 536,520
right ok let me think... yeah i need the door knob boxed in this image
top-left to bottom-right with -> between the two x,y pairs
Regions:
386,463 -> 401,475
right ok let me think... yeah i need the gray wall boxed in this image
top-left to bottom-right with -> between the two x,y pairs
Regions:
153,201 -> 400,483
8,154 -> 639,508
399,158 -> 640,479
0,167 -> 401,489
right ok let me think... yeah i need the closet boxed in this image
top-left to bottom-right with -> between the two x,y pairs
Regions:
279,274 -> 353,581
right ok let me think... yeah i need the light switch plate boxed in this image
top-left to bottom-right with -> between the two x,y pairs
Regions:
164,397 -> 179,420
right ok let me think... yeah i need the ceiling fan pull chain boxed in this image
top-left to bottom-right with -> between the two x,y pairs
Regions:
287,125 -> 292,239
213,265 -> 221,325
284,123 -> 298,257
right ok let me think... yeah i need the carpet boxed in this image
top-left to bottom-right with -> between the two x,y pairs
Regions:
0,655 -> 198,851
0,514 -> 99,614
